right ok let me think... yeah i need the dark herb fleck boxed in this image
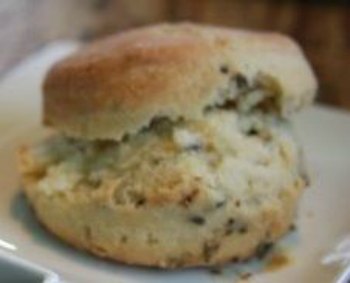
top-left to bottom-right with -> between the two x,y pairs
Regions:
235,73 -> 248,88
203,242 -> 220,262
238,226 -> 248,234
255,242 -> 274,259
189,215 -> 206,225
302,173 -> 310,186
235,200 -> 241,207
224,218 -> 237,235
92,0 -> 111,10
136,198 -> 146,207
247,128 -> 259,136
184,143 -> 202,152
121,133 -> 130,143
151,158 -> 161,165
87,178 -> 102,188
231,256 -> 240,263
220,99 -> 237,110
121,235 -> 128,243
215,200 -> 226,208
220,65 -> 229,74
180,189 -> 199,207
289,224 -> 296,231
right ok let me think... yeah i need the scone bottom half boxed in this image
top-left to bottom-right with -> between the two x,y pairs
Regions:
17,23 -> 316,268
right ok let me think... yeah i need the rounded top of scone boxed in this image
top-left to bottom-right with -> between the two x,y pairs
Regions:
43,22 -> 317,141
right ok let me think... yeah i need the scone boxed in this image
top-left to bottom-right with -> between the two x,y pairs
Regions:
17,23 -> 317,268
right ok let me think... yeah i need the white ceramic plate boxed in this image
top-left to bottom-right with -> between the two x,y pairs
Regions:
1,43 -> 350,283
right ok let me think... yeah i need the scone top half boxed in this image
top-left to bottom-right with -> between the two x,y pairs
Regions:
43,23 -> 317,141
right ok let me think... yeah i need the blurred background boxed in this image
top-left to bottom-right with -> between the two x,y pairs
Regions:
0,0 -> 349,109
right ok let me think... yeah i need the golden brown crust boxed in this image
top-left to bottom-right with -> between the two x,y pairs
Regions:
44,23 -> 317,140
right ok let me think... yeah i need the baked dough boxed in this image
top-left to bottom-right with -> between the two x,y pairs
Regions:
18,110 -> 306,267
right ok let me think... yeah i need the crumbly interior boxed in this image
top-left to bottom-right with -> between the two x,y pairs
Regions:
20,109 -> 304,209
